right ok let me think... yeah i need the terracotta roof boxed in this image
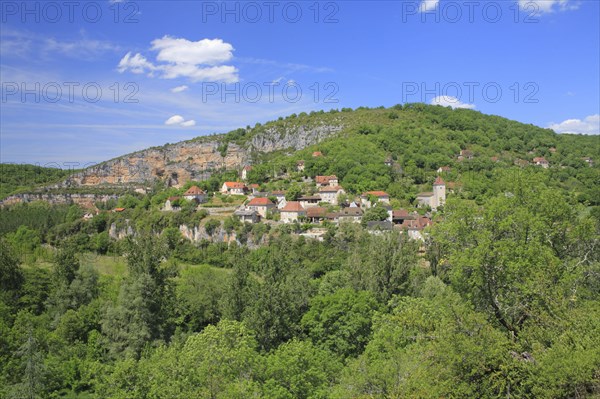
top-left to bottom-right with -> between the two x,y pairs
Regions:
307,207 -> 328,218
401,216 -> 432,230
392,209 -> 412,219
319,185 -> 344,192
247,197 -> 274,206
533,157 -> 548,163
312,151 -> 323,157
438,166 -> 451,172
434,176 -> 445,185
243,165 -> 253,171
184,186 -> 205,195
224,182 -> 246,189
363,191 -> 389,197
315,175 -> 338,184
249,184 -> 260,189
271,190 -> 286,195
337,207 -> 363,216
113,207 -> 126,212
281,201 -> 305,212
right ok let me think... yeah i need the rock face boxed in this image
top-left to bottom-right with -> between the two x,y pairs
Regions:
1,193 -> 119,208
64,124 -> 342,188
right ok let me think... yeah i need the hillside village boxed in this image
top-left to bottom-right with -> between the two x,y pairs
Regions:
157,159 -> 448,241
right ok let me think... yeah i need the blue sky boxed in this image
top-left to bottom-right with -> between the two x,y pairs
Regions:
1,0 -> 599,165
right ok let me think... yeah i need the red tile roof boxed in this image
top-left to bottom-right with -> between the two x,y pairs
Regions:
315,175 -> 338,184
363,191 -> 389,197
392,209 -> 411,218
307,207 -> 328,218
243,165 -> 253,171
247,197 -> 274,206
281,201 -> 305,212
184,186 -> 205,195
312,151 -> 323,157
224,182 -> 246,189
434,176 -> 445,185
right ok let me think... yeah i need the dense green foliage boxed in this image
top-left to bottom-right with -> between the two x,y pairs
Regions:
0,164 -> 74,200
1,105 -> 599,398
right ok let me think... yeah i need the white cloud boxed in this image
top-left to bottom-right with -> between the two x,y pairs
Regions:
518,0 -> 578,13
118,36 -> 238,83
180,120 -> 196,127
165,115 -> 196,127
419,0 -> 439,12
548,114 -> 599,135
117,52 -> 156,74
431,95 -> 476,109
165,115 -> 184,125
171,85 -> 189,93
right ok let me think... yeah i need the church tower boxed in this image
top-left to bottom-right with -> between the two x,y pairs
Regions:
433,176 -> 446,210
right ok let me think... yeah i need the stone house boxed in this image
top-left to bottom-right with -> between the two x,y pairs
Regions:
280,201 -> 306,223
221,182 -> 247,195
246,197 -> 276,218
318,186 -> 345,205
183,186 -> 207,203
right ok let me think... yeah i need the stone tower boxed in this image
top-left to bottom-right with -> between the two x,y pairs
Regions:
433,176 -> 446,209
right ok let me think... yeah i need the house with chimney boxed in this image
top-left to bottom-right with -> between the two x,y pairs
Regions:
221,182 -> 247,195
280,201 -> 306,223
415,176 -> 446,211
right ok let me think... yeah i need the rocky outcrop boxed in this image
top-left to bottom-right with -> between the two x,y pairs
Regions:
249,124 -> 342,153
1,193 -> 119,208
62,123 -> 342,188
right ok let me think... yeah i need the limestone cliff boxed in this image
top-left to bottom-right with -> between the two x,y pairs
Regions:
64,123 -> 342,188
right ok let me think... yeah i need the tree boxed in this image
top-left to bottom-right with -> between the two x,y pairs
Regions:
263,339 -> 341,399
8,331 -> 46,399
204,219 -> 221,236
102,235 -> 176,358
361,205 -> 389,225
301,288 -> 380,358
346,232 -> 419,303
0,239 -> 24,300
